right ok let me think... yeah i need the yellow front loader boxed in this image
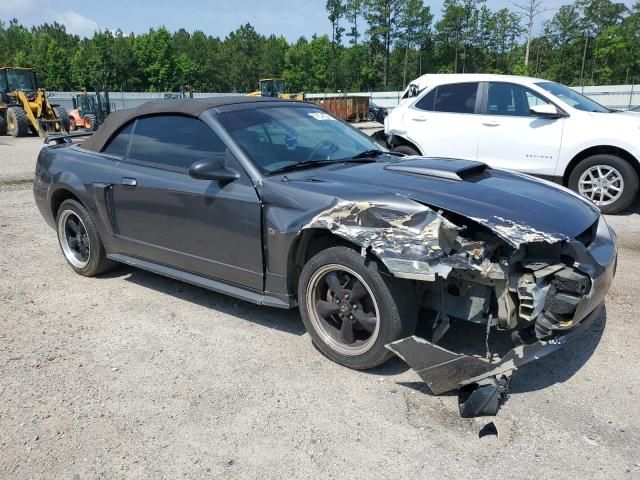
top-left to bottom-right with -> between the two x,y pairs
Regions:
0,67 -> 69,137
248,78 -> 303,100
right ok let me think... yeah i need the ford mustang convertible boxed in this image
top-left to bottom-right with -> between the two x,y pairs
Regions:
34,97 -> 617,416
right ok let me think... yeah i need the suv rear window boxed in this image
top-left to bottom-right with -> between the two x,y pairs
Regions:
415,83 -> 478,114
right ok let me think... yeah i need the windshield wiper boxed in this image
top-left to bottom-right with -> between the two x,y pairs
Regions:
266,159 -> 340,175
351,149 -> 403,159
267,157 -> 379,176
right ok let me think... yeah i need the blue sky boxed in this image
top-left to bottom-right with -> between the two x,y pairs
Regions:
0,0 -> 636,40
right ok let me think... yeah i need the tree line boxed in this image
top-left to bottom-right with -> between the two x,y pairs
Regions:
0,0 -> 639,93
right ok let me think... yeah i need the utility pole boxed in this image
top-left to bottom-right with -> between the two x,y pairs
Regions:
580,29 -> 589,92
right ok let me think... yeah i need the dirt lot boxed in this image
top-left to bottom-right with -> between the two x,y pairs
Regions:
1,137 -> 640,479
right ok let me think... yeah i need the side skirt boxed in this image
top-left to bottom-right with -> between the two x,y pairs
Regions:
108,253 -> 293,309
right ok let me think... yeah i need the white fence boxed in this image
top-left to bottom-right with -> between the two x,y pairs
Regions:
49,84 -> 640,113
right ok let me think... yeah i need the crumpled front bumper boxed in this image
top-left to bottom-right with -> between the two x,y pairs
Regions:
386,303 -> 603,395
385,215 -> 617,414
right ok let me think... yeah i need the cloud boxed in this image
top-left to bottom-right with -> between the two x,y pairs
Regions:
54,10 -> 99,38
0,0 -> 99,39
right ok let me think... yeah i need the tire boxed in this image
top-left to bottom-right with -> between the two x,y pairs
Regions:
84,114 -> 98,131
366,111 -> 376,122
53,106 -> 70,132
6,106 -> 29,137
568,154 -> 639,214
0,113 -> 6,136
69,117 -> 77,132
56,199 -> 116,276
392,144 -> 420,156
298,246 -> 417,370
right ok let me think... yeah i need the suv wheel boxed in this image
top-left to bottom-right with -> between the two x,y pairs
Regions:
569,154 -> 639,214
56,199 -> 115,276
298,246 -> 416,369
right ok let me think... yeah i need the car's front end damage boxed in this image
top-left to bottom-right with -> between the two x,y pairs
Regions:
301,183 -> 617,417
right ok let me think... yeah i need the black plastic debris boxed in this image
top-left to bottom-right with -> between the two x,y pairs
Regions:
458,376 -> 509,418
478,421 -> 499,439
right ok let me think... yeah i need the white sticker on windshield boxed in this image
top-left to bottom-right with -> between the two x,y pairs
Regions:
308,112 -> 335,121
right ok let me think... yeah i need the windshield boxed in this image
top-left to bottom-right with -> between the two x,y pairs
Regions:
536,81 -> 609,113
5,69 -> 36,91
217,105 -> 383,174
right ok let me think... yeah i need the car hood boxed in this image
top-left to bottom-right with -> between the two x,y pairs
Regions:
271,157 -> 600,245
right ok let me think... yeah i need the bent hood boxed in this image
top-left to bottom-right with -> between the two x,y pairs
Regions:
275,157 -> 600,246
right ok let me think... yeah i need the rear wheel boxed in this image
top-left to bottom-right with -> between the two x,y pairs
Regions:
69,117 -> 77,131
568,154 -> 639,214
7,106 -> 29,137
0,113 -> 6,135
298,246 -> 417,369
392,144 -> 420,156
56,199 -> 116,276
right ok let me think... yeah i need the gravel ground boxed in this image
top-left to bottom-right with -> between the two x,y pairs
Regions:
0,136 -> 43,182
1,138 -> 640,479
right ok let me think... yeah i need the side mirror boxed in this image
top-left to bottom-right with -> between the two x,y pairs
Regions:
189,157 -> 240,183
530,104 -> 562,118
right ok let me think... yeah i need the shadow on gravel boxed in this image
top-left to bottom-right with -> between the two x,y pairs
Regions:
615,197 -> 640,217
102,264 -> 306,336
510,307 -> 606,394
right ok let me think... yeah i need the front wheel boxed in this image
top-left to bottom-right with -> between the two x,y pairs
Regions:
568,154 -> 639,214
84,114 -> 98,131
298,246 -> 417,370
53,106 -> 70,133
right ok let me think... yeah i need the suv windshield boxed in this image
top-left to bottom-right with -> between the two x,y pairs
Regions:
217,105 -> 383,174
536,81 -> 609,113
5,69 -> 37,92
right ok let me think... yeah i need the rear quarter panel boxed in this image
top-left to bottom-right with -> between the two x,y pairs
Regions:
34,144 -> 118,247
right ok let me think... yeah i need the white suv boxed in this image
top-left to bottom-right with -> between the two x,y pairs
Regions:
384,74 -> 640,213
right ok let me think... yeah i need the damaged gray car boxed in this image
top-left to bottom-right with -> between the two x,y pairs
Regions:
34,97 -> 617,416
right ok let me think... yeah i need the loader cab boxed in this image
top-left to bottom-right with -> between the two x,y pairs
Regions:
0,67 -> 38,106
259,78 -> 286,97
0,67 -> 37,94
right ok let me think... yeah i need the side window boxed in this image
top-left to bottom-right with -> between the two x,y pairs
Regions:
0,74 -> 6,91
487,83 -> 551,116
103,122 -> 134,157
433,83 -> 478,114
415,88 -> 436,111
127,115 -> 226,170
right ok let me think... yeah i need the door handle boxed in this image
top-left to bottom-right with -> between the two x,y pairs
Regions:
412,117 -> 427,122
121,177 -> 137,186
482,121 -> 500,127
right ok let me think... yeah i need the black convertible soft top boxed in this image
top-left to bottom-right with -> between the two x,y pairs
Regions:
81,96 -> 288,152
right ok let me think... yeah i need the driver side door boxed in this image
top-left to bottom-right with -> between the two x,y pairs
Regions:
110,115 -> 264,290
